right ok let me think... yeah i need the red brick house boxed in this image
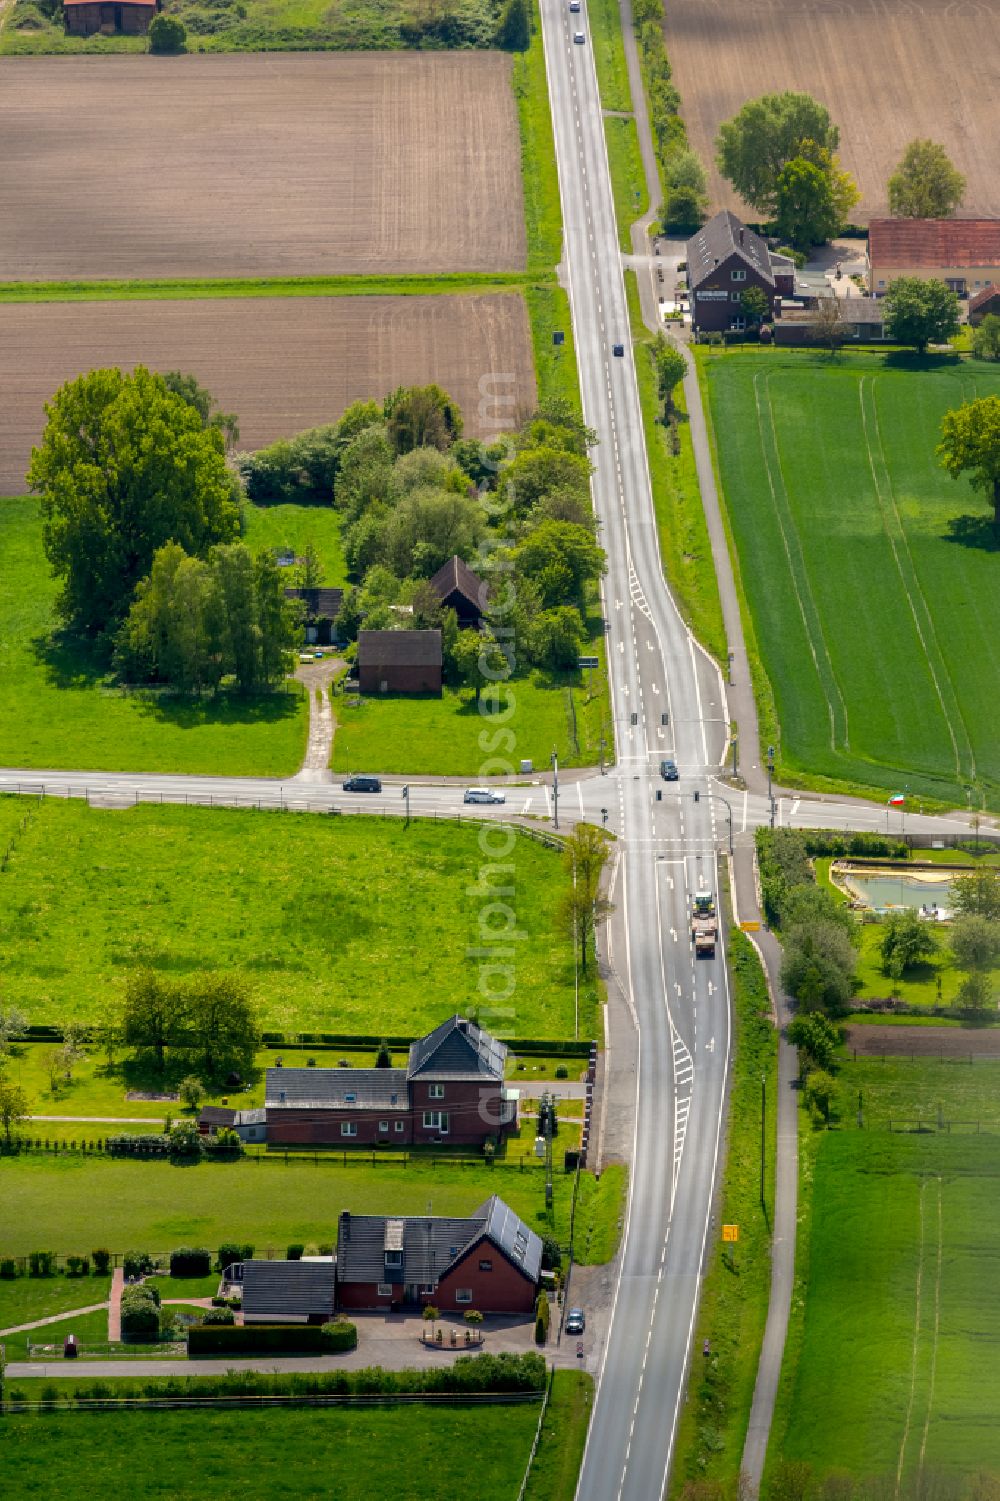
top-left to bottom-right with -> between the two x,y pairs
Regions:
429,556 -> 488,629
265,1016 -> 516,1149
357,629 -> 442,695
686,211 -> 794,334
969,285 -> 1000,326
63,0 -> 158,33
335,1195 -> 542,1314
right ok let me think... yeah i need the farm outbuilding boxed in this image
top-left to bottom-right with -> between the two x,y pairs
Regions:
868,219 -> 1000,297
969,286 -> 1000,326
284,587 -> 344,646
357,629 -> 442,695
429,555 -> 488,629
63,0 -> 158,33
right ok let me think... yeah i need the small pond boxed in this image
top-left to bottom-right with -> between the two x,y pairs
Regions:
841,868 -> 957,914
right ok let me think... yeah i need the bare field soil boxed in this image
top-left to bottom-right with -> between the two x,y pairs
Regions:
663,0 -> 1000,221
0,294 -> 536,493
846,1025 -> 1000,1058
0,53 -> 525,279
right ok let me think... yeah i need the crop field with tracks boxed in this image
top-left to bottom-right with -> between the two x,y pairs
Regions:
663,0 -> 1000,220
0,53 -> 526,280
702,350 -> 1000,807
0,293 -> 535,494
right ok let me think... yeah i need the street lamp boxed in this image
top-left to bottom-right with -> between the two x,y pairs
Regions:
401,784 -> 410,827
767,746 -> 775,829
692,789 -> 734,855
551,748 -> 559,831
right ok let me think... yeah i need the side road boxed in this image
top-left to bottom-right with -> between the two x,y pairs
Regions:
617,7 -> 798,1488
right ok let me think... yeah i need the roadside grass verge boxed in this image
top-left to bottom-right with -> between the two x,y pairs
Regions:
2,1308 -> 111,1361
626,276 -> 727,662
0,1155 -> 622,1264
0,798 -> 591,1038
527,283 -> 584,412
700,348 -> 1000,808
587,0 -> 633,111
241,503 -> 346,589
516,0 -> 564,276
605,118 -> 649,254
330,610 -> 611,775
669,932 -> 777,1495
0,497 -> 307,777
0,1403 -> 540,1500
766,1057 -> 1000,1490
524,1371 -> 595,1500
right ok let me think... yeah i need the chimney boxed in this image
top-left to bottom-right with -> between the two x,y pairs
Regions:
739,228 -> 745,246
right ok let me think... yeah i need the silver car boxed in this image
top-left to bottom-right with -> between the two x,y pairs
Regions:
464,788 -> 506,805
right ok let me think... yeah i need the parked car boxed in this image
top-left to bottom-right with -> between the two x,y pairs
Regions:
464,788 -> 506,805
660,758 -> 678,781
342,775 -> 382,793
573,29 -> 585,42
565,1307 -> 586,1334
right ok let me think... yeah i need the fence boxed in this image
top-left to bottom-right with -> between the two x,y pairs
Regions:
516,1366 -> 556,1501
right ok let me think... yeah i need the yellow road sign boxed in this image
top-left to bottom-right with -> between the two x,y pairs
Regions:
722,1224 -> 739,1243
740,921 -> 760,932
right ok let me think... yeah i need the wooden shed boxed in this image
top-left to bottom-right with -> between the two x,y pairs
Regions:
357,629 -> 442,696
63,0 -> 159,34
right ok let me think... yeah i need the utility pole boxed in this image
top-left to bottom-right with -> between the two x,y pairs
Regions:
551,748 -> 559,830
536,1090 -> 554,1209
401,784 -> 410,827
727,651 -> 734,686
767,745 -> 775,829
599,731 -> 605,775
730,721 -> 738,779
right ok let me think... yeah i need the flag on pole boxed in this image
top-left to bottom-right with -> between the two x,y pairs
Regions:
888,792 -> 905,806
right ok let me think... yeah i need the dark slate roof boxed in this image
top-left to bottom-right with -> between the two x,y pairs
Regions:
357,629 -> 442,667
234,1107 -> 267,1127
242,1259 -> 335,1319
266,1067 -> 409,1111
407,1016 -> 506,1082
687,211 -> 775,291
869,218 -> 1000,270
778,297 -> 885,326
336,1195 -> 540,1287
199,1106 -> 236,1128
284,587 -> 343,621
429,556 -> 487,613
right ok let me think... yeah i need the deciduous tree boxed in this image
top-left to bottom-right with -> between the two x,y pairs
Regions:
787,1012 -> 840,1071
715,92 -> 839,216
774,148 -> 858,249
972,314 -> 1000,363
938,395 -> 1000,532
888,139 -> 965,219
652,335 -> 688,413
0,1076 -> 29,1145
884,277 -> 960,354
950,916 -> 1000,973
951,869 -> 1000,921
780,921 -> 858,1015
188,975 -> 261,1079
740,286 -> 771,329
879,910 -> 938,978
663,149 -> 709,231
0,1005 -> 28,1057
29,367 -> 239,636
496,0 -> 529,50
123,970 -> 183,1072
514,519 -> 605,610
558,823 -> 613,975
384,385 -> 463,455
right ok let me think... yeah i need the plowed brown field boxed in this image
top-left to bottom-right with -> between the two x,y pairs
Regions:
0,53 -> 525,280
0,294 -> 536,493
663,0 -> 1000,222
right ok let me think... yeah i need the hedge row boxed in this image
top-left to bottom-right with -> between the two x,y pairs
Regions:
187,1321 -> 357,1355
48,1352 -> 547,1404
260,1033 -> 593,1057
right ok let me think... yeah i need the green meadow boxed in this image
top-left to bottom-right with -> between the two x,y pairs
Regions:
0,797 -> 595,1037
702,351 -> 1000,807
0,497 -> 307,776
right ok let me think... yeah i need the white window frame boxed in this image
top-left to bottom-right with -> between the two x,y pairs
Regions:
428,1084 -> 445,1100
377,1283 -> 393,1297
422,1111 -> 449,1133
344,1092 -> 356,1103
378,1120 -> 389,1132
730,291 -> 742,304
479,1259 -> 493,1272
455,1288 -> 473,1304
729,317 -> 747,331
341,1122 -> 357,1138
420,1283 -> 436,1297
731,269 -> 746,282
394,1120 -> 405,1134
385,1250 -> 402,1267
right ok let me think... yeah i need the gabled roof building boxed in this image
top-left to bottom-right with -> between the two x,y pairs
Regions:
336,1195 -> 542,1314
240,1258 -> 336,1324
686,211 -> 794,334
265,1016 -> 516,1149
357,628 -> 442,696
429,555 -> 488,628
868,218 -> 1000,297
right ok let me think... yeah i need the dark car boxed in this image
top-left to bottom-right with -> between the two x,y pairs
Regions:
565,1307 -> 586,1335
612,343 -> 625,356
342,775 -> 382,793
660,758 -> 678,781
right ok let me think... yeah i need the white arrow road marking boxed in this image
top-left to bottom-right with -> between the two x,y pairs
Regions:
708,981 -> 715,996
706,1037 -> 715,1053
521,797 -> 533,815
670,928 -> 677,942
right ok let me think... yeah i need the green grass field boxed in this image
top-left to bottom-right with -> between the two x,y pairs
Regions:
0,797 -> 594,1037
241,503 -> 346,588
627,274 -> 727,663
670,933 -> 777,1494
0,498 -> 307,776
702,351 -> 1000,807
769,1059 -> 1000,1489
0,1275 -> 112,1333
0,1154 -> 626,1264
331,617 -> 612,775
0,1403 -> 539,1499
1,1308 -> 112,1360
525,1372 -> 594,1501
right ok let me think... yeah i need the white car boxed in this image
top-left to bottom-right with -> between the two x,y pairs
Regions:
464,788 -> 506,805
569,0 -> 581,10
573,29 -> 585,42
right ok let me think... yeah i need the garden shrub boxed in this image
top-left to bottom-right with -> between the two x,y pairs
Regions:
91,1249 -> 111,1275
534,1291 -> 550,1344
120,1286 -> 161,1339
66,1255 -> 90,1277
201,1308 -> 236,1325
216,1241 -> 242,1272
286,1243 -> 304,1260
123,1251 -> 155,1279
188,1323 -> 331,1355
169,1247 -> 211,1277
28,1251 -> 55,1277
0,1259 -> 18,1279
320,1320 -> 358,1352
